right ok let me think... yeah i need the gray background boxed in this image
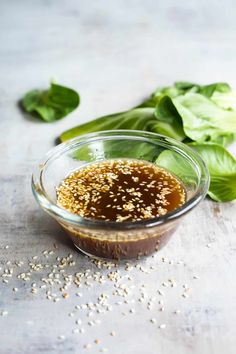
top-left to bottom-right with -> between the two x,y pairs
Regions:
0,1 -> 236,353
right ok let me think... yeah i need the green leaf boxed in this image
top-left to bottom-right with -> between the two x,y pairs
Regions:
198,82 -> 231,98
155,150 -> 198,187
138,81 -> 231,108
211,90 -> 236,111
60,108 -> 155,141
22,83 -> 80,122
60,107 -> 186,142
173,93 -> 236,144
72,140 -> 162,163
154,96 -> 186,141
138,85 -> 183,108
156,143 -> 236,202
190,143 -> 236,202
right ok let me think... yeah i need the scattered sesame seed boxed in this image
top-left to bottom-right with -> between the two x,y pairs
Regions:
159,324 -> 166,329
58,335 -> 65,340
174,310 -> 181,314
158,290 -> 164,296
84,344 -> 92,349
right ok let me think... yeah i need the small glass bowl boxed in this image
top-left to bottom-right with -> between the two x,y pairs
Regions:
32,130 -> 209,260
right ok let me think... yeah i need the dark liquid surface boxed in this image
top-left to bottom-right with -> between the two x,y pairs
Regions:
57,159 -> 186,222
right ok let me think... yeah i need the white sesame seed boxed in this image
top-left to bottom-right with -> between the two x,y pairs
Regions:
84,343 -> 92,349
72,328 -> 79,334
58,335 -> 65,340
158,290 -> 164,296
159,324 -> 166,329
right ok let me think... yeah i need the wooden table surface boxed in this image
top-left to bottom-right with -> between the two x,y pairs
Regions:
0,1 -> 236,353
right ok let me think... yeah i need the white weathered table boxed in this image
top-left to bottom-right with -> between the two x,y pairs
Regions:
0,1 -> 236,353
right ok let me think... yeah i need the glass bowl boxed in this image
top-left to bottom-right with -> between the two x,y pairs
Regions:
32,130 -> 209,260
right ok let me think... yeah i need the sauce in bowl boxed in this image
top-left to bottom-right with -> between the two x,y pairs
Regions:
56,159 -> 186,259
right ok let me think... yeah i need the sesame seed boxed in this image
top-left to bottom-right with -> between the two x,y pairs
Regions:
84,344 -> 92,349
158,290 -> 164,296
159,324 -> 166,329
174,310 -> 181,314
72,328 -> 79,334
58,335 -> 65,340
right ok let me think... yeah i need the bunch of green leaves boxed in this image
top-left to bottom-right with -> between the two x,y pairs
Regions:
60,81 -> 236,202
22,83 -> 80,122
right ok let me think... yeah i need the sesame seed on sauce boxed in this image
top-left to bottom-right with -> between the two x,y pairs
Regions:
56,159 -> 186,222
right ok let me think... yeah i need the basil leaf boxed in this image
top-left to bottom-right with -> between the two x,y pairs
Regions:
190,143 -> 236,202
22,83 -> 80,122
173,93 -> 236,145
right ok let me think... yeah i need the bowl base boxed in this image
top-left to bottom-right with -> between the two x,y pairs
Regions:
73,243 -> 114,261
73,242 -> 162,262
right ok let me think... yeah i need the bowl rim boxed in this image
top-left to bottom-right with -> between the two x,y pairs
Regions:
32,130 -> 210,230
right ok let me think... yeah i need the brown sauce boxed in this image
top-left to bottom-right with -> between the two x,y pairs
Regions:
56,159 -> 186,259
